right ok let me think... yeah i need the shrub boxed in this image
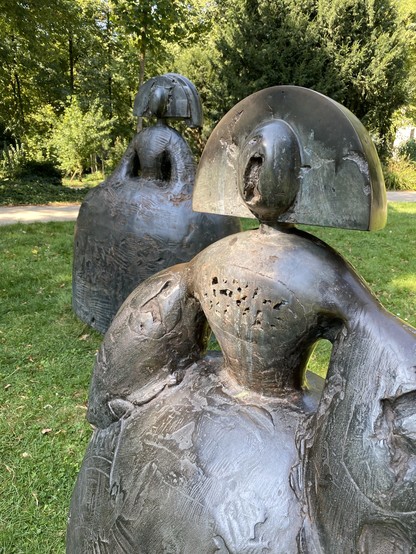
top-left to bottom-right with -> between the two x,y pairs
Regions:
397,138 -> 416,162
0,143 -> 26,178
15,160 -> 62,184
104,136 -> 129,173
384,158 -> 416,190
52,98 -> 114,180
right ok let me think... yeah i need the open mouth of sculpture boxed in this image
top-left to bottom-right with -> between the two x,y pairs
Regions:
243,155 -> 263,204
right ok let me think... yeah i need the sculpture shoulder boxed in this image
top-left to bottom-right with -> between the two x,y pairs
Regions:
87,263 -> 208,428
190,226 -> 366,294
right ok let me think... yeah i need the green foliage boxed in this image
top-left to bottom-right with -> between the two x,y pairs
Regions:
398,138 -> 416,161
212,0 -> 408,157
0,0 -> 413,180
395,0 -> 416,126
22,104 -> 59,163
0,143 -> 26,179
214,0 -> 337,109
0,176 -> 91,206
52,98 -> 113,178
103,136 -> 129,173
384,158 -> 416,190
317,0 -> 408,156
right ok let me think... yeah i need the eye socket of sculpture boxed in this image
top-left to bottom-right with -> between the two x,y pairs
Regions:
238,120 -> 301,223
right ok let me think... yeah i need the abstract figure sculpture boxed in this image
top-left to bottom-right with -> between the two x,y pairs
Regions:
72,73 -> 240,333
67,87 -> 416,553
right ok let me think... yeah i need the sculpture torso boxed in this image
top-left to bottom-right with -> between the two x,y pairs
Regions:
68,225 -> 416,553
73,124 -> 240,333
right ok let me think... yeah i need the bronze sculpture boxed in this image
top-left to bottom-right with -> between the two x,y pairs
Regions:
72,73 -> 240,333
67,86 -> 416,553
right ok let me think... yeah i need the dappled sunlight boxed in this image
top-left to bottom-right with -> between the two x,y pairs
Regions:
391,274 -> 416,293
387,202 -> 416,216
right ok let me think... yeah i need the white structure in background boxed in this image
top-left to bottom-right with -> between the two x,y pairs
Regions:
393,125 -> 416,150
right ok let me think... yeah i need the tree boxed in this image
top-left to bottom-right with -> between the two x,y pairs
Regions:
212,0 -> 408,156
112,0 -> 209,129
393,0 -> 416,127
213,0 -> 341,112
0,0 -> 96,139
317,0 -> 408,154
52,97 -> 113,178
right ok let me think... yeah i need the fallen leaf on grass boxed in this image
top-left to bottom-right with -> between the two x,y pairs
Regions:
79,334 -> 90,341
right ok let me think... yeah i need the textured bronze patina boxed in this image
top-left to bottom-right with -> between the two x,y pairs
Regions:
68,87 -> 415,553
72,73 -> 240,333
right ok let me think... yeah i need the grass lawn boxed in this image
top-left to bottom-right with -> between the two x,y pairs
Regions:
0,202 -> 415,552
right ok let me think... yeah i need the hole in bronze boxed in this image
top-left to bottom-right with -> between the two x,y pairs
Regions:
243,156 -> 263,201
160,151 -> 171,181
307,339 -> 332,381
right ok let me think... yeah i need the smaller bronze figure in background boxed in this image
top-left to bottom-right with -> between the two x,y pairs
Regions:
68,87 -> 416,553
72,73 -> 240,333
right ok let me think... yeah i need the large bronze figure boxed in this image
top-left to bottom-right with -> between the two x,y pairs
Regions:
67,87 -> 416,553
72,73 -> 240,333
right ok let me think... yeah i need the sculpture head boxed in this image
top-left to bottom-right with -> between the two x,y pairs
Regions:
193,86 -> 387,230
133,73 -> 203,128
238,120 -> 301,222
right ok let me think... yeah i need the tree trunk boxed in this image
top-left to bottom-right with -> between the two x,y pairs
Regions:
106,9 -> 113,119
13,71 -> 25,128
10,35 -> 25,131
136,44 -> 146,132
69,32 -> 75,95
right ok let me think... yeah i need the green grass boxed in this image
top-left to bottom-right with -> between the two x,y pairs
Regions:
0,203 -> 415,552
0,222 -> 102,553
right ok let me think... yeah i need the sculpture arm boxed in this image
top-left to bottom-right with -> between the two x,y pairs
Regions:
87,263 -> 209,429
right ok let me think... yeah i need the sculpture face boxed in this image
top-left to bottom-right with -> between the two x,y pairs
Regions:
238,120 -> 301,221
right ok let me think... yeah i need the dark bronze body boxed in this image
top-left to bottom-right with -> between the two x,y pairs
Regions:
72,74 -> 240,333
67,87 -> 415,553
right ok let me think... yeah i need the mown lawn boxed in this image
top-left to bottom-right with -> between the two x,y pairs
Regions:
0,202 -> 415,552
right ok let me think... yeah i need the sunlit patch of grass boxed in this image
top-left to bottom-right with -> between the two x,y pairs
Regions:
62,172 -> 104,189
391,274 -> 416,293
